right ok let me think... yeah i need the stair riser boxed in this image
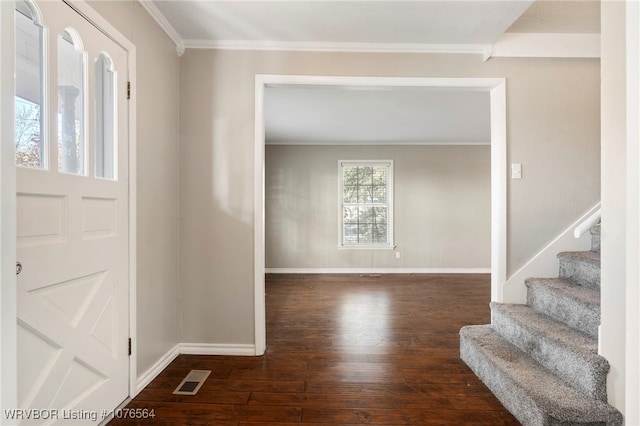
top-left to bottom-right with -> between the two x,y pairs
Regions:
526,283 -> 599,339
492,307 -> 607,401
591,229 -> 601,253
559,257 -> 600,288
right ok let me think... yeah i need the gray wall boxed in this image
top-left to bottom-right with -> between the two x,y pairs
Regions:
180,49 -> 600,345
87,1 -> 181,377
265,145 -> 491,270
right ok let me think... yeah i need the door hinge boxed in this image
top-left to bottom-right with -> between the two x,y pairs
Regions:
127,81 -> 131,100
128,338 -> 132,356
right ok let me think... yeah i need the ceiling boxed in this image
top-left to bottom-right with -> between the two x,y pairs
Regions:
265,87 -> 491,145
151,1 -> 534,46
145,0 -> 599,145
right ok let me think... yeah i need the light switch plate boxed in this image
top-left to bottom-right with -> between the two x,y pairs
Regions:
511,163 -> 522,179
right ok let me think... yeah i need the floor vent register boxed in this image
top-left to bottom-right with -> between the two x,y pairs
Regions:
172,370 -> 211,395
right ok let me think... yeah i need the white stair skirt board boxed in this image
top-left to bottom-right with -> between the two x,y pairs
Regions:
502,203 -> 600,304
266,268 -> 491,274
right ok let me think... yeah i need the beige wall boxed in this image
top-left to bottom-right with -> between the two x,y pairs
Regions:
87,1 -> 181,377
180,49 -> 600,344
265,145 -> 491,270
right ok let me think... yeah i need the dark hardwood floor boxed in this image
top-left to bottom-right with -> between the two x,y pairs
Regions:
110,273 -> 520,425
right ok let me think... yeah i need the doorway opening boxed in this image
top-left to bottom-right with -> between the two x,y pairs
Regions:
254,75 -> 507,355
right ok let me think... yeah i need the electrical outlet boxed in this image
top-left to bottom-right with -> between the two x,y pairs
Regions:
395,252 -> 401,259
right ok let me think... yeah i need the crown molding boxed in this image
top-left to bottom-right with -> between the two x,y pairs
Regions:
133,3 -> 599,60
183,39 -> 491,56
265,140 -> 491,146
488,32 -> 600,60
137,0 -> 185,56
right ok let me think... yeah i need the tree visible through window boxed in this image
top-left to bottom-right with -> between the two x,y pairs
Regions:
15,0 -> 45,169
340,161 -> 393,247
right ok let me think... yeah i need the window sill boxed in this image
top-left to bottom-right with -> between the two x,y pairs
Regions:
338,244 -> 395,250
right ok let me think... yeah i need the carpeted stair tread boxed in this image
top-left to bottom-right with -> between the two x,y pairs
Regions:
525,277 -> 600,338
460,325 -> 623,426
558,251 -> 601,288
491,302 -> 608,401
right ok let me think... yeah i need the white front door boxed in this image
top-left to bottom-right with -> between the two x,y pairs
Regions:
15,0 -> 129,421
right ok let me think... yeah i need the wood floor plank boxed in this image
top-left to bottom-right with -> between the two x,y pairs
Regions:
301,407 -> 518,425
248,392 -> 455,410
109,274 -> 520,425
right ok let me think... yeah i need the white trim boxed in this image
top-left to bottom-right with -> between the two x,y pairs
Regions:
184,39 -> 490,55
489,33 -> 600,60
126,41 -> 138,408
626,1 -> 640,423
136,0 -> 185,56
0,0 -> 18,417
490,81 -> 507,303
254,78 -> 266,356
255,75 -> 507,355
266,268 -> 491,274
135,344 -> 180,395
337,246 -> 395,250
503,203 -> 600,304
179,343 -> 257,357
266,140 -> 491,146
134,342 -> 257,395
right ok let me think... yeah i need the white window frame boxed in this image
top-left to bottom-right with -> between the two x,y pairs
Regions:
338,160 -> 394,249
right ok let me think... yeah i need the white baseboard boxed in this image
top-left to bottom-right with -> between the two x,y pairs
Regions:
135,342 -> 257,395
265,268 -> 491,274
179,343 -> 256,356
502,203 -> 600,304
135,343 -> 180,395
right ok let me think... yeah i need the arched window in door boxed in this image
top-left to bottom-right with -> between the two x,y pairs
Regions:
15,0 -> 46,169
57,28 -> 86,175
95,53 -> 117,180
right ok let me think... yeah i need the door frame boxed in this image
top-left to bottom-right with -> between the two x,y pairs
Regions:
0,0 -> 138,412
253,74 -> 507,355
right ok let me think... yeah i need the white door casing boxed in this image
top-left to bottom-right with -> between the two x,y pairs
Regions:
16,0 -> 130,419
253,75 -> 507,355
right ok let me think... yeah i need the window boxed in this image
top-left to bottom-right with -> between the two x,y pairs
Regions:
95,53 -> 116,179
15,0 -> 45,169
57,28 -> 86,175
339,160 -> 393,248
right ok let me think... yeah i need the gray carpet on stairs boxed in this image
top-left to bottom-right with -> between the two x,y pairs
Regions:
460,224 -> 623,425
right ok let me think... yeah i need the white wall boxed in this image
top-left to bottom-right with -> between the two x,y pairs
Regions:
625,2 -> 640,423
600,0 -> 627,414
87,1 -> 181,379
265,144 -> 491,270
179,49 -> 600,345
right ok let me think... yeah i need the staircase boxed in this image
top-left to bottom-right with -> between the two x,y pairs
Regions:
460,225 -> 623,425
